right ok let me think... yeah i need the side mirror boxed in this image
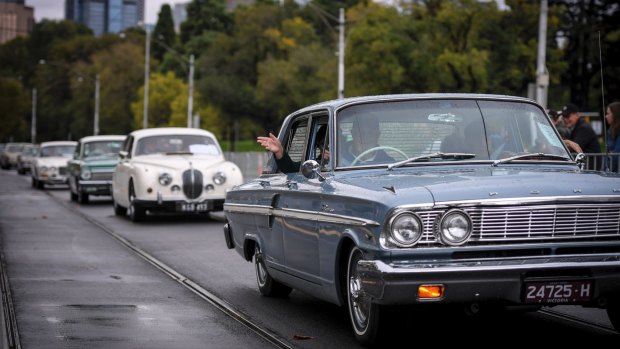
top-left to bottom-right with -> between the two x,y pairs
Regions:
574,153 -> 585,170
301,160 -> 325,181
118,150 -> 128,159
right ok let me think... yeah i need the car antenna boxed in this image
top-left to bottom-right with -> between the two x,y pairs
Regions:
598,30 -> 609,170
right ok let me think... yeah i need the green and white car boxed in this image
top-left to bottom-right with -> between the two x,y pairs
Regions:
68,135 -> 125,204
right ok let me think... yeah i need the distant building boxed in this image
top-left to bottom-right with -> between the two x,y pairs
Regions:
172,2 -> 187,33
64,0 -> 145,36
0,0 -> 34,44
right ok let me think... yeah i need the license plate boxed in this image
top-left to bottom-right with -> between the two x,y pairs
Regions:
177,202 -> 210,212
523,280 -> 592,304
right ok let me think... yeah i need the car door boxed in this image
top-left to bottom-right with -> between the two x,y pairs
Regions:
277,113 -> 330,285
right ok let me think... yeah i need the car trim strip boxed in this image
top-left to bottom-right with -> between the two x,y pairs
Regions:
224,203 -> 380,226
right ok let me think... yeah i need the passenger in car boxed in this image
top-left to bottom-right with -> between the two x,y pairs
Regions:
340,116 -> 393,166
257,125 -> 329,173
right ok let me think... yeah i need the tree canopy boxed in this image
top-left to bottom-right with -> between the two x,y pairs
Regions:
1,0 -> 618,145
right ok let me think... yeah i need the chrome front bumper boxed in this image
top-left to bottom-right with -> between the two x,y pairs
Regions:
358,254 -> 620,305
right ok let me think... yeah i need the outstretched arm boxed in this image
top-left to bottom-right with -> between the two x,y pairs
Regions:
257,133 -> 284,159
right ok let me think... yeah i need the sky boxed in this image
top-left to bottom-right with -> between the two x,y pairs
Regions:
25,0 -> 180,24
24,0 -> 508,24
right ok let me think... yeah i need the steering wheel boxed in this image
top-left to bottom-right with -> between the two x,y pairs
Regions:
351,146 -> 408,166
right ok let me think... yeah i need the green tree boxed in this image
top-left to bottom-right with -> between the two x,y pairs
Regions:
131,72 -> 188,128
180,0 -> 232,44
0,78 -> 30,142
152,4 -> 177,62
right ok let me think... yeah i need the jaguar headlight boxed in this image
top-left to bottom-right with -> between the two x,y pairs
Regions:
81,169 -> 92,180
158,173 -> 172,186
213,171 -> 226,185
436,209 -> 472,246
39,166 -> 48,173
389,212 -> 423,247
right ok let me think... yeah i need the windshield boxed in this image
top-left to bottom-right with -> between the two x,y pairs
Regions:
84,140 -> 123,159
135,135 -> 220,156
40,145 -> 75,158
335,99 -> 570,168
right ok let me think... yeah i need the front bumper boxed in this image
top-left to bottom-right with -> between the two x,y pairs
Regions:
78,180 -> 112,195
134,198 -> 225,213
358,254 -> 620,306
38,175 -> 68,185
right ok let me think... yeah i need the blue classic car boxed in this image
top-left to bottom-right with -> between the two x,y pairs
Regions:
223,94 -> 620,345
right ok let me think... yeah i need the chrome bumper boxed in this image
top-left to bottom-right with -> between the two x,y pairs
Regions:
358,254 -> 620,305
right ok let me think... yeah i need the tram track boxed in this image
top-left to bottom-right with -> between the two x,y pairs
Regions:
45,190 -> 294,349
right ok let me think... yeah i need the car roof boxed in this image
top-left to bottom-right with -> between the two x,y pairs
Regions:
79,135 -> 126,143
292,93 -> 537,114
40,141 -> 78,147
129,127 -> 216,139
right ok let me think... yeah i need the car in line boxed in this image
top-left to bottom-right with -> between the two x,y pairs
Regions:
111,127 -> 243,222
68,135 -> 125,204
16,144 -> 40,175
223,94 -> 620,345
1,142 -> 31,170
31,141 -> 77,189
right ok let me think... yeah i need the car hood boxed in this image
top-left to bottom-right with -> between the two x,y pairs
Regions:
35,157 -> 71,167
333,165 -> 620,205
132,154 -> 226,170
83,158 -> 119,169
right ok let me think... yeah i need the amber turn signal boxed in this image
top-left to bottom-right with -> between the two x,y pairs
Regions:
418,285 -> 444,299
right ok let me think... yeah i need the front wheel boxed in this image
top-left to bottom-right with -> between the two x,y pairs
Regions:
254,246 -> 291,297
347,246 -> 382,346
128,182 -> 146,222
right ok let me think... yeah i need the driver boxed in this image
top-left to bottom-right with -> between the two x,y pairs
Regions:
341,116 -> 394,166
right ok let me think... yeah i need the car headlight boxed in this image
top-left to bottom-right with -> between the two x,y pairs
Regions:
171,185 -> 181,194
158,173 -> 172,186
39,166 -> 48,173
389,212 -> 423,247
81,169 -> 92,180
436,209 -> 472,246
213,171 -> 226,185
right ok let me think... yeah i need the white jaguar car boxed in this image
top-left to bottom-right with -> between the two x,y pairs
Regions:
31,141 -> 77,189
112,127 -> 243,222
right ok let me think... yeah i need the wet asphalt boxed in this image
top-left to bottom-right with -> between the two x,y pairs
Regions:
0,170 -> 274,349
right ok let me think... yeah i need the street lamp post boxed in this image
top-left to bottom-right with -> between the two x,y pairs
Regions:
143,27 -> 150,129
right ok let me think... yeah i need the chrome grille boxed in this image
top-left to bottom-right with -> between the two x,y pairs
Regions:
59,167 -> 67,175
415,204 -> 620,245
91,172 -> 113,181
182,168 -> 203,199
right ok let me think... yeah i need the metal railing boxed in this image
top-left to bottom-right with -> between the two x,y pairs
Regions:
582,153 -> 620,172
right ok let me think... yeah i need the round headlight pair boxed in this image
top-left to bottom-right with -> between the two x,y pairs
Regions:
213,172 -> 226,185
158,173 -> 172,186
388,209 -> 472,247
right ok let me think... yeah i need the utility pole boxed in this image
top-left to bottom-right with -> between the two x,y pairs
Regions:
535,0 -> 549,108
94,74 -> 100,135
338,8 -> 345,99
143,27 -> 151,129
187,54 -> 194,128
31,88 -> 36,143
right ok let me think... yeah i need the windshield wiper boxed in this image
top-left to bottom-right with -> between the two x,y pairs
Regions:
165,151 -> 193,155
492,153 -> 570,167
387,152 -> 476,171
